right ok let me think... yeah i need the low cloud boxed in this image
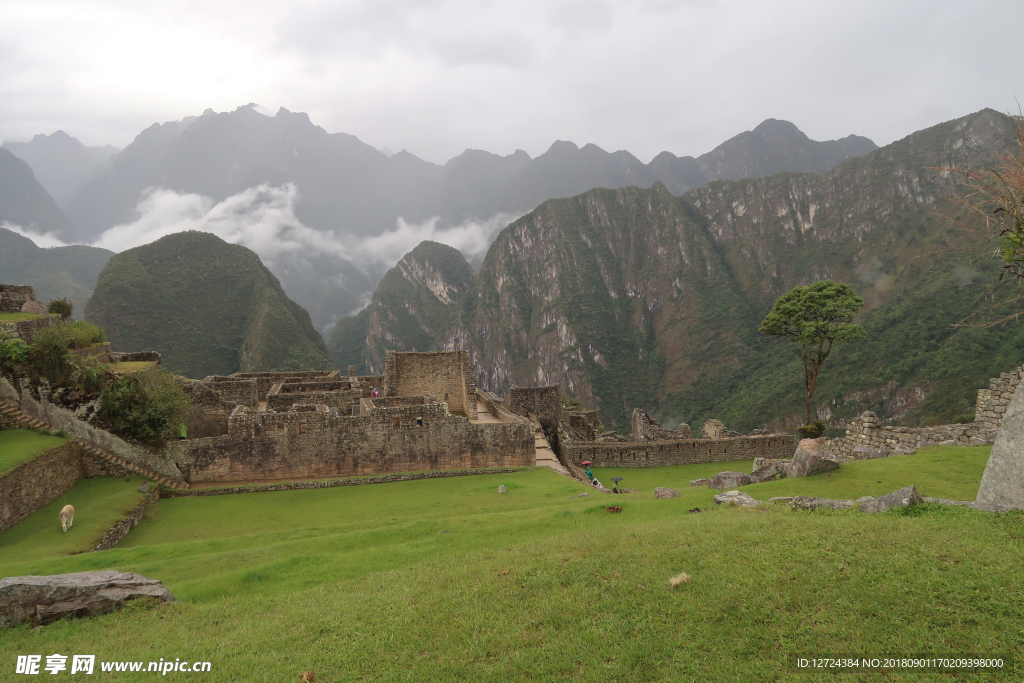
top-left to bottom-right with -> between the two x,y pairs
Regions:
5,184 -> 519,282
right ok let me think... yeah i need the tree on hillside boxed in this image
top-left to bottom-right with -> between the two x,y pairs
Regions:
758,280 -> 865,427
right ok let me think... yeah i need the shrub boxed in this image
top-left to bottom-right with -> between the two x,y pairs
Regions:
795,421 -> 826,439
0,338 -> 30,367
62,321 -> 105,348
47,298 -> 73,319
98,370 -> 190,447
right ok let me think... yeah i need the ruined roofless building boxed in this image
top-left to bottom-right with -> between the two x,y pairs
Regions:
168,350 -> 535,484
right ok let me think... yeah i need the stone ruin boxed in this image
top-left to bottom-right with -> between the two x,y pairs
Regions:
166,350 -> 535,484
631,409 -> 692,441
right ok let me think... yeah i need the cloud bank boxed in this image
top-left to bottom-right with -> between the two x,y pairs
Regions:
5,184 -> 518,281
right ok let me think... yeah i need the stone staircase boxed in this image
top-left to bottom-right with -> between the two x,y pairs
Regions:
0,399 -> 187,489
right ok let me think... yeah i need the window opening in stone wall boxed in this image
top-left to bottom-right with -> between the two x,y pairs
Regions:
277,425 -> 286,436
444,392 -> 449,402
393,417 -> 400,429
416,416 -> 423,426
300,421 -> 307,435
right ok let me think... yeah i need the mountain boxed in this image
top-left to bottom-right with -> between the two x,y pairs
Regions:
329,241 -> 475,372
2,131 -> 119,208
0,227 -> 113,306
0,148 -> 76,241
84,231 -> 334,378
60,105 -> 875,334
333,108 -> 1022,432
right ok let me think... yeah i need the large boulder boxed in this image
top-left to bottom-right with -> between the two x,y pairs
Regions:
860,486 -> 923,513
787,439 -> 840,478
0,571 -> 175,628
654,487 -> 680,499
977,385 -> 1024,510
751,459 -> 790,481
713,490 -> 761,507
709,471 -> 754,489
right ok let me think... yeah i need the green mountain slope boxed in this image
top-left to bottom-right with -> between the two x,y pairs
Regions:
84,231 -> 334,378
440,108 -> 1021,431
328,241 -> 476,373
0,227 -> 113,305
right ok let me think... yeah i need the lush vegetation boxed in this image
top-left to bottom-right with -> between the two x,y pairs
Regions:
84,231 -> 334,379
0,311 -> 45,322
0,449 -> 1019,681
0,227 -> 113,306
97,371 -> 191,447
0,429 -> 68,476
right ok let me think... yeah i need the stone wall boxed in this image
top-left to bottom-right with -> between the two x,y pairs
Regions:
167,403 -> 534,483
228,371 -> 340,398
91,488 -> 159,551
383,350 -> 477,418
0,284 -> 37,313
201,377 -> 259,407
975,365 -> 1023,433
164,467 -> 532,497
505,385 -> 563,428
0,375 -> 185,482
563,434 -> 798,468
0,315 -> 54,342
822,411 -> 981,459
0,441 -> 82,533
631,408 -> 691,441
267,381 -> 362,413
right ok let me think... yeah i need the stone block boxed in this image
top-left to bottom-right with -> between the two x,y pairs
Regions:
654,487 -> 680,499
790,496 -> 858,511
851,445 -> 890,460
713,490 -> 761,507
710,471 -> 753,489
0,571 -> 174,628
787,439 -> 840,477
976,382 -> 1024,509
859,486 -> 923,513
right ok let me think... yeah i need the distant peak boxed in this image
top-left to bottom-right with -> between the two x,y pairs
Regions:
546,140 -> 580,154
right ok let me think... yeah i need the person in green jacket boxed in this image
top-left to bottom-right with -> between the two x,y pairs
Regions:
584,465 -> 594,481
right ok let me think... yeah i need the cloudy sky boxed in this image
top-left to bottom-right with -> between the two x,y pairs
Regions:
1,0 -> 1021,163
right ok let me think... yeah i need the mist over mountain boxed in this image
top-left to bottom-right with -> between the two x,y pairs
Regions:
0,148 -> 76,242
330,108 -> 1023,432
2,131 -> 119,209
0,227 -> 112,305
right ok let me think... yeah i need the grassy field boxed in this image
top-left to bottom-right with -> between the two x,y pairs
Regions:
106,360 -> 156,373
0,311 -> 45,322
0,446 -> 1020,681
0,429 -> 68,476
0,475 -> 148,560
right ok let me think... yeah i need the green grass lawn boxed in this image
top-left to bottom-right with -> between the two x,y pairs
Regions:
0,311 -> 44,322
0,475 -> 148,561
0,447 -> 1020,682
106,361 -> 156,373
0,429 -> 68,476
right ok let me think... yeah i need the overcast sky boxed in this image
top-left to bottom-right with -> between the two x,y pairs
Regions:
1,0 -> 1021,164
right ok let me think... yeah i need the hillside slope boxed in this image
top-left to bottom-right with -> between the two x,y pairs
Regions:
0,227 -> 113,305
3,131 -> 118,207
329,241 -> 476,372
0,149 -> 76,241
84,231 -> 334,378
340,108 -> 1017,432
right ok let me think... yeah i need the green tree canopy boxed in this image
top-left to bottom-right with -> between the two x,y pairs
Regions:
758,280 -> 865,425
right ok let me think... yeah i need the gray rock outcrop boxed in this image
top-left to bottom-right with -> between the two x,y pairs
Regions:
790,496 -> 860,511
710,471 -> 753,489
751,459 -> 790,481
713,490 -> 761,507
498,485 -> 506,493
977,383 -> 1024,510
654,487 -> 680,499
0,571 -> 175,628
788,439 -> 840,477
689,478 -> 711,487
860,486 -> 923,513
